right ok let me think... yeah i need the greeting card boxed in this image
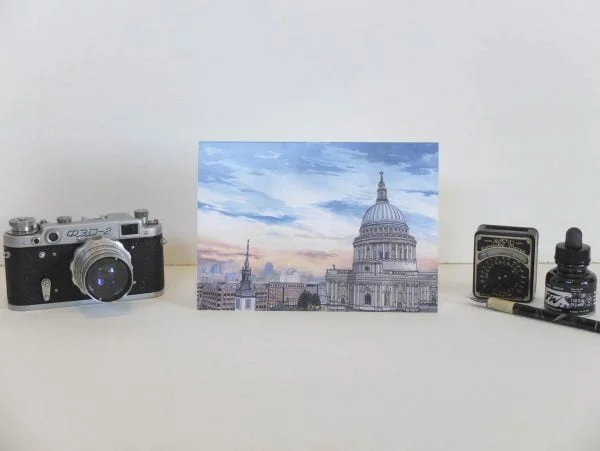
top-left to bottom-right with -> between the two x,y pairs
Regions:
197,142 -> 438,312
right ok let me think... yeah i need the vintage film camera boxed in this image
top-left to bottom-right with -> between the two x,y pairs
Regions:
3,209 -> 166,310
473,224 -> 539,302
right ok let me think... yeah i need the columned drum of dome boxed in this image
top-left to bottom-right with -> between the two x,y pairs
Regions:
325,172 -> 438,312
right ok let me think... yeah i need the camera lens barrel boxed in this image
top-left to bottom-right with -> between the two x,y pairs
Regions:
70,237 -> 134,302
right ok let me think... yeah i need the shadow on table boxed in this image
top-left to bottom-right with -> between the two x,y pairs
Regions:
73,301 -> 133,319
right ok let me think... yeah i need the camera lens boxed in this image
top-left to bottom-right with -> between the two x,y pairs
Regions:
70,237 -> 134,302
85,258 -> 132,302
48,232 -> 59,242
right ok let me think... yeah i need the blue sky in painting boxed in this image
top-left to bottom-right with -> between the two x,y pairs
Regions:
198,142 -> 439,277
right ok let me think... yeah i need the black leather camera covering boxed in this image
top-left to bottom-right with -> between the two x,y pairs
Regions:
4,235 -> 164,306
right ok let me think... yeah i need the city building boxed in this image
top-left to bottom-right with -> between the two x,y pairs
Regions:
279,267 -> 301,283
197,282 -> 267,310
198,283 -> 268,310
253,284 -> 268,310
266,282 -> 306,309
198,282 -> 236,310
259,263 -> 277,283
197,241 -> 269,310
318,281 -> 327,304
197,273 -> 226,284
198,280 -> 303,311
224,272 -> 239,283
325,172 -> 438,312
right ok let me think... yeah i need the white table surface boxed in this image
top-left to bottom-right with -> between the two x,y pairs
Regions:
1,264 -> 599,451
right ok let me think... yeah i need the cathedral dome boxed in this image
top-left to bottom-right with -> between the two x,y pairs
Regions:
362,202 -> 406,226
361,172 -> 407,227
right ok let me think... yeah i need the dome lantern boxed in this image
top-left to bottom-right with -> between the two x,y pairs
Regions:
377,171 -> 388,203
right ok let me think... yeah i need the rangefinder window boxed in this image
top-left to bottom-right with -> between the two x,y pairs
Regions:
120,223 -> 139,236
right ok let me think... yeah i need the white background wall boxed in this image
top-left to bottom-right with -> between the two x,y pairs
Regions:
1,0 -> 600,265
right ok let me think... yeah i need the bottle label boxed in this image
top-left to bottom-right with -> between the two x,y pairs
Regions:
544,286 -> 596,314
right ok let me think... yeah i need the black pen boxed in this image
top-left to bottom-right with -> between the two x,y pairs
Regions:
470,296 -> 600,334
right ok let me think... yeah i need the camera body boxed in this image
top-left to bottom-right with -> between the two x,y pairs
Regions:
3,209 -> 165,310
473,224 -> 539,302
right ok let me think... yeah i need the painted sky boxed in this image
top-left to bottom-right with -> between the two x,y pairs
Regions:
198,142 -> 439,279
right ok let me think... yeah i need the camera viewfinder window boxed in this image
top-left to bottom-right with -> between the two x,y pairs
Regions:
121,224 -> 139,236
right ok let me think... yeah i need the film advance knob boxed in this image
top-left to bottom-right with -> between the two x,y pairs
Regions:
57,216 -> 72,224
9,217 -> 38,235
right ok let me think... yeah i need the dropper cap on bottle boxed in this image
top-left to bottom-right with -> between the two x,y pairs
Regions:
555,227 -> 591,265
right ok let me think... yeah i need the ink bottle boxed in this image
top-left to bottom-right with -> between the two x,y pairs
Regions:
544,227 -> 597,315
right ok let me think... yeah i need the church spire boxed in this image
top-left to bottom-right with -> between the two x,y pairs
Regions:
376,171 -> 388,202
243,239 -> 250,270
238,239 -> 253,293
235,239 -> 256,311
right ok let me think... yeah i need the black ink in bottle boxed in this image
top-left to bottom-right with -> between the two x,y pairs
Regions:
544,227 -> 597,315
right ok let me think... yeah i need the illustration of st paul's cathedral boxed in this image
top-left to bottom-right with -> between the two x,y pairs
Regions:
325,172 -> 438,312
